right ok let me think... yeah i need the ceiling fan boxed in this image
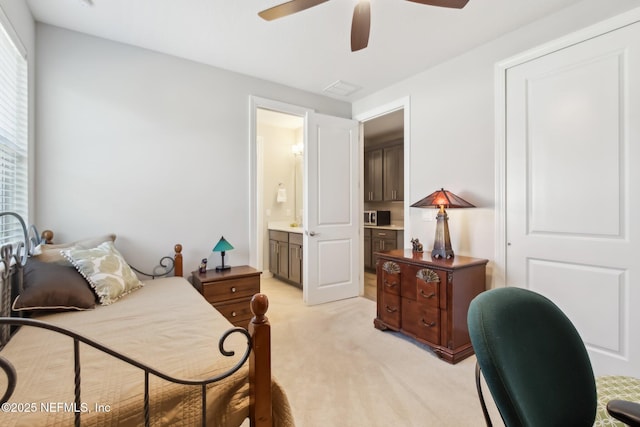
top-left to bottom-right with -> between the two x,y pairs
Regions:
258,0 -> 470,52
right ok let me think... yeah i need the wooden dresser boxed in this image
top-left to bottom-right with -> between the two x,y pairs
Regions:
374,250 -> 488,364
191,266 -> 260,328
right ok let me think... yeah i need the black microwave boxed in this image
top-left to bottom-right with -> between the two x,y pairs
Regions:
364,210 -> 391,226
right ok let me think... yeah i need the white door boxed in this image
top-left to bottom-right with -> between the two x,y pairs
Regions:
303,113 -> 360,305
506,22 -> 640,376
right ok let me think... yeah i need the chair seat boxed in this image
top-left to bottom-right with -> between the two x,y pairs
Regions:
595,376 -> 640,426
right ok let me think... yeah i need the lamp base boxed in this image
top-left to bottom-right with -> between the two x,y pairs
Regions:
215,251 -> 230,271
431,247 -> 454,260
432,208 -> 454,260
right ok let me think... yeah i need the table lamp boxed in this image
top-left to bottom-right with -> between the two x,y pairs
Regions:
410,188 -> 475,259
212,236 -> 234,271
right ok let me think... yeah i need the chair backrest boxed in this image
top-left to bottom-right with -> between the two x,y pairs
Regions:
468,287 -> 597,427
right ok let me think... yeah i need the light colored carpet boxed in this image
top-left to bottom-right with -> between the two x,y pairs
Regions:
261,277 -> 504,427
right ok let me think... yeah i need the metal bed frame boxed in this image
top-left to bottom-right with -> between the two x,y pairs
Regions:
0,211 -> 273,426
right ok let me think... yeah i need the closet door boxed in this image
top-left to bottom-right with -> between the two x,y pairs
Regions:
505,21 -> 640,376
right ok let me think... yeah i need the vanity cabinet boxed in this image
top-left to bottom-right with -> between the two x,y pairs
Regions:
269,230 -> 289,279
364,141 -> 404,202
288,232 -> 303,287
269,230 -> 303,288
374,250 -> 488,364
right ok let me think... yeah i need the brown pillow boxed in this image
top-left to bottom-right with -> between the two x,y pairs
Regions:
12,258 -> 97,312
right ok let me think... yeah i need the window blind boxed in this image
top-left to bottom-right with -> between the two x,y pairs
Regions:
0,14 -> 28,247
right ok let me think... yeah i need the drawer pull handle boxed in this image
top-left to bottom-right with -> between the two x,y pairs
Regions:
421,319 -> 436,327
383,279 -> 397,288
231,287 -> 237,293
231,311 -> 237,317
420,289 -> 436,299
385,305 -> 398,313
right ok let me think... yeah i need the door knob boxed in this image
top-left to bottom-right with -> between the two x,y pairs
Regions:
307,231 -> 317,236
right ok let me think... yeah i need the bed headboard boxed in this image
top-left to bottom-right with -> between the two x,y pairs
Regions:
0,212 -> 37,346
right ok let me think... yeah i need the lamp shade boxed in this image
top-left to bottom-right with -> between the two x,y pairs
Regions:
212,236 -> 233,271
212,236 -> 234,252
410,188 -> 475,209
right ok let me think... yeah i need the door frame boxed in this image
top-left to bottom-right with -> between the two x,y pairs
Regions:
354,96 -> 412,274
249,96 -> 314,271
494,7 -> 640,288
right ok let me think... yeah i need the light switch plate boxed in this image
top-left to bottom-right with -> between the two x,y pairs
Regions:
422,210 -> 435,222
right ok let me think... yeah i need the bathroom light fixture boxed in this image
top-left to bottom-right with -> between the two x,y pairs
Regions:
291,142 -> 304,156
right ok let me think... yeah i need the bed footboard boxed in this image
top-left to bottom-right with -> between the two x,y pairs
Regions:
249,293 -> 272,427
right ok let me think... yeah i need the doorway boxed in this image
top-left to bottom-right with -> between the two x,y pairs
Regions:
250,96 -> 311,280
250,96 -> 361,306
256,108 -> 304,280
355,98 -> 411,302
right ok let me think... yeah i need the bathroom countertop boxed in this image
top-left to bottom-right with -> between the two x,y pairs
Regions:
268,222 -> 304,234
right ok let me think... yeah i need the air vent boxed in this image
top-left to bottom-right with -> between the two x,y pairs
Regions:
323,80 -> 361,97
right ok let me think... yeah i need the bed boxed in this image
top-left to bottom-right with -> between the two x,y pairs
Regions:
0,212 -> 294,426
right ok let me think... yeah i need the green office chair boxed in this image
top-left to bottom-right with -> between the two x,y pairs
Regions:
467,287 -> 640,427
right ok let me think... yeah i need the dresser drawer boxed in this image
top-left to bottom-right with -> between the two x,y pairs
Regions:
416,280 -> 438,308
380,261 -> 401,296
372,229 -> 395,239
379,292 -> 401,329
213,298 -> 253,327
203,277 -> 259,302
416,268 -> 442,309
269,230 -> 289,242
402,298 -> 440,345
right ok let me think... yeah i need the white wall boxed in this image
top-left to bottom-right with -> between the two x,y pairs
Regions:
352,0 -> 640,287
0,1 -> 35,223
34,24 -> 350,275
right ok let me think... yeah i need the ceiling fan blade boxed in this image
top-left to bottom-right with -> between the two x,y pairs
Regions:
351,1 -> 371,52
258,0 -> 329,21
406,0 -> 469,9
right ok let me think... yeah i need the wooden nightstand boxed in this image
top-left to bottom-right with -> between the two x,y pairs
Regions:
191,266 -> 261,328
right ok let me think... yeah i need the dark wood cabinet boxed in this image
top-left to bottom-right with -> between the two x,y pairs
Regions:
364,228 -> 372,269
269,230 -> 303,288
288,232 -> 303,288
366,228 -> 403,270
372,228 -> 399,252
383,144 -> 404,201
192,266 -> 261,328
364,141 -> 404,203
269,230 -> 289,279
374,250 -> 488,364
364,149 -> 383,202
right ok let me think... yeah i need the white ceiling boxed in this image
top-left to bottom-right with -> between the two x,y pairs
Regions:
26,0 -> 586,101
